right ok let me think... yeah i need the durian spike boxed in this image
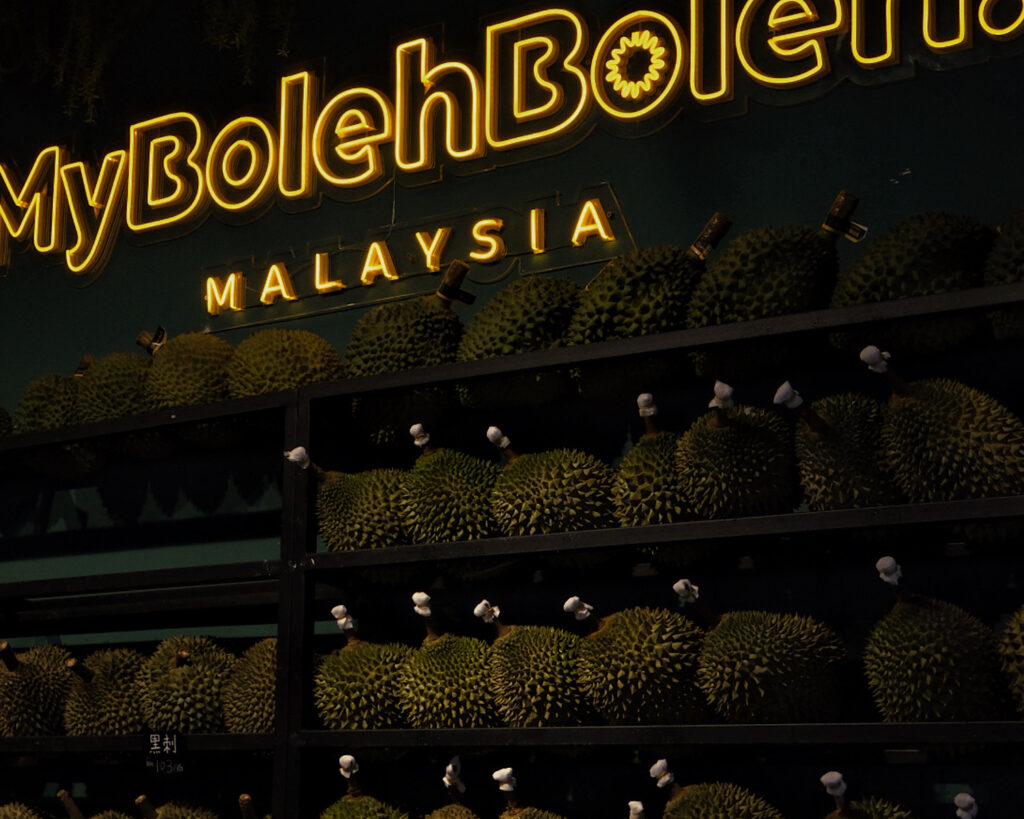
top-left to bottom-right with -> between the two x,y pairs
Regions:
563,596 -> 600,634
492,767 -> 519,811
330,604 -> 361,646
339,754 -> 363,797
649,758 -> 683,799
238,793 -> 258,819
135,325 -> 168,356
954,792 -> 978,818
66,658 -> 95,683
637,393 -> 660,436
0,641 -> 19,671
56,788 -> 85,819
688,212 -> 732,261
859,346 -> 910,395
435,259 -> 475,306
773,382 -> 834,435
707,381 -> 734,429
820,189 -> 865,245
628,800 -> 646,819
410,423 -> 436,456
74,354 -> 96,377
413,591 -> 444,642
474,598 -> 512,638
820,771 -> 851,816
486,426 -> 520,463
442,756 -> 467,803
135,795 -> 159,819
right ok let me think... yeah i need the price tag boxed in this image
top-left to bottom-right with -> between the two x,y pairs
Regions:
144,732 -> 185,776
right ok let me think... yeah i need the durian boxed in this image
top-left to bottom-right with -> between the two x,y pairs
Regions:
774,382 -> 901,511
141,330 -> 235,408
819,771 -> 917,819
650,760 -> 784,819
136,635 -> 236,733
565,590 -> 705,724
830,211 -> 994,356
477,599 -> 589,726
314,605 -> 411,730
487,426 -> 615,536
865,556 -> 1006,721
77,352 -> 150,422
396,594 -> 496,728
0,805 -> 45,819
613,394 -> 689,527
427,808 -> 479,819
402,425 -> 498,544
457,275 -> 579,409
493,767 -> 566,819
998,604 -> 1024,714
317,468 -> 409,551
0,641 -> 74,736
675,382 -> 793,519
984,204 -> 1024,338
64,649 -> 146,735
228,328 -> 344,397
223,637 -> 276,734
135,795 -> 220,819
321,755 -> 409,819
687,193 -> 856,378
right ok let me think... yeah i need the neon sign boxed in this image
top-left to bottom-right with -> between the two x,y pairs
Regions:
1,1 -> 1021,278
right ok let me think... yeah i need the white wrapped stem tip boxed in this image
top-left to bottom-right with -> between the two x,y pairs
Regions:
628,801 -> 645,818
487,426 -> 511,449
673,578 -> 699,605
338,755 -> 359,778
474,599 -> 501,623
649,759 -> 674,788
330,604 -> 355,632
443,756 -> 466,793
637,393 -> 657,417
876,556 -> 902,586
820,771 -> 847,796
860,345 -> 891,373
773,381 -> 803,409
412,591 -> 432,617
492,767 -> 516,792
410,423 -> 431,447
708,380 -> 735,410
954,793 -> 977,818
283,446 -> 310,469
563,596 -> 594,621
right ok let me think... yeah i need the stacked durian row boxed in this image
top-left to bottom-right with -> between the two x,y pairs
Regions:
0,790 -> 269,819
0,635 -> 276,737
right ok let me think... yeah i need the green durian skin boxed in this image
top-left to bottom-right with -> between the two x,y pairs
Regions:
880,379 -> 1024,503
320,794 -> 408,819
145,332 -> 235,408
613,431 -> 689,527
999,604 -> 1024,714
228,329 -> 344,397
664,782 -> 785,819
223,637 -> 276,734
77,352 -> 150,422
0,805 -> 46,819
499,809 -> 565,819
397,634 -> 496,729
346,296 -> 462,377
90,813 -> 134,819
13,373 -> 79,432
489,625 -> 589,727
676,407 -> 794,519
865,594 -> 1005,721
314,640 -> 413,730
0,644 -> 74,736
578,607 -> 705,724
317,469 -> 409,551
425,805 -> 480,819
137,635 -> 236,734
150,804 -> 220,819
823,796 -> 918,819
402,449 -> 499,544
985,204 -> 1024,338
63,648 -> 146,735
491,449 -> 615,536
0,406 -> 11,437
794,393 -> 902,511
698,610 -> 845,723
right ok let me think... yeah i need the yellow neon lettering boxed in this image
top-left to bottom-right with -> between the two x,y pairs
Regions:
571,199 -> 614,246
60,151 -> 129,275
127,112 -> 209,232
736,0 -> 847,87
314,251 -> 345,292
979,0 -> 1024,39
0,145 -> 67,267
691,0 -> 736,102
361,240 -> 399,284
592,12 -> 687,119
486,9 -> 590,150
260,262 -> 297,304
415,227 -> 453,271
279,71 -> 318,200
923,0 -> 972,50
469,218 -> 506,262
851,0 -> 900,65
313,87 -> 394,188
395,38 -> 484,172
206,273 -> 245,314
529,208 -> 546,253
207,116 -> 278,212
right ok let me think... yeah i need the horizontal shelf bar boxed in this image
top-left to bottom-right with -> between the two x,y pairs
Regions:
294,721 -> 1024,749
0,733 -> 275,754
305,495 -> 1024,570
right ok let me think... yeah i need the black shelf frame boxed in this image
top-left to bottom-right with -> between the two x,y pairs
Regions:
2,284 -> 1024,815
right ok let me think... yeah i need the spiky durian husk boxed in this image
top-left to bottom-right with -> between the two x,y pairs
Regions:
317,469 -> 409,551
999,604 -> 1024,714
223,638 -> 276,734
865,594 -> 1005,721
228,329 -> 344,397
613,431 -> 689,527
13,374 -> 78,432
499,809 -> 565,819
402,449 -> 499,543
137,636 -> 236,733
578,607 -> 705,724
0,406 -> 11,438
0,644 -> 74,736
346,296 -> 462,377
150,804 -> 220,819
491,449 -> 614,536
426,806 -> 480,819
397,634 -> 495,728
64,648 -> 145,735
829,212 -> 994,355
663,782 -> 785,819
698,611 -> 845,723
76,352 -> 150,422
145,332 -> 235,408
488,625 -> 588,726
794,394 -> 902,511
314,640 -> 412,730
880,379 -> 1024,502
823,796 -> 917,819
90,813 -> 134,819
0,805 -> 45,819
676,408 -> 793,519
984,204 -> 1024,338
320,795 -> 408,819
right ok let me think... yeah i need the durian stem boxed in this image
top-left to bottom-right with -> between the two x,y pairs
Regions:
74,354 -> 96,377
688,211 -> 731,260
67,658 -> 95,682
172,648 -> 192,668
135,795 -> 159,819
312,465 -> 329,487
884,371 -> 911,396
347,778 -> 364,798
239,794 -> 258,819
435,259 -> 472,308
818,189 -> 859,246
504,446 -> 521,464
424,615 -> 444,643
832,793 -> 851,816
345,633 -> 363,648
709,408 -> 730,429
642,415 -> 660,436
494,619 -> 513,639
799,406 -> 835,436
0,641 -> 19,671
505,793 -> 521,812
57,788 -> 85,819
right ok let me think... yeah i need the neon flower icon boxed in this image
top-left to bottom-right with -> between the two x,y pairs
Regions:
604,29 -> 668,101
